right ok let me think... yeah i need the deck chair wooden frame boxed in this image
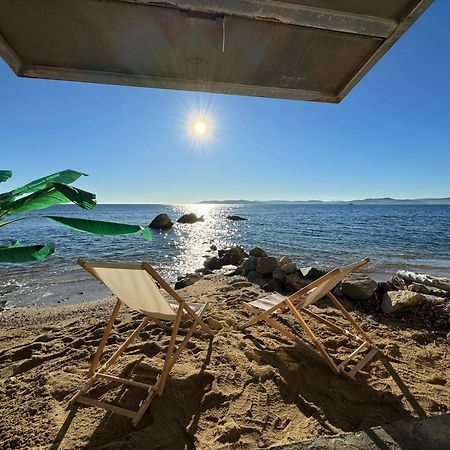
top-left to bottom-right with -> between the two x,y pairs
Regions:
240,257 -> 384,380
68,259 -> 214,426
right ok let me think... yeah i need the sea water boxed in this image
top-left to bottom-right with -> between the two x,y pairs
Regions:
1,203 -> 449,308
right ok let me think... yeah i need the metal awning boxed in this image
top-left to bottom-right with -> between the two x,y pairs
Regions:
0,0 -> 432,102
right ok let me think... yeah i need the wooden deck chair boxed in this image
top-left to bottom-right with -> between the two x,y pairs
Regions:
240,257 -> 384,380
69,259 -> 214,426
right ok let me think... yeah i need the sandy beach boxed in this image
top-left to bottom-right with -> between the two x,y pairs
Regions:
1,271 -> 449,449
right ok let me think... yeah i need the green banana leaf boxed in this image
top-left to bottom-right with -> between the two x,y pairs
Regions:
46,216 -> 152,240
0,169 -> 87,206
0,170 -> 12,183
11,169 -> 86,196
0,240 -> 22,249
0,242 -> 55,263
52,183 -> 96,210
1,184 -> 96,217
0,217 -> 27,228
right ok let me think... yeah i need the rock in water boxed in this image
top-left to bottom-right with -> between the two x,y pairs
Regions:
177,213 -> 204,224
382,290 -> 427,314
278,256 -> 293,266
148,213 -> 173,230
341,274 -> 377,300
249,247 -> 268,258
203,256 -> 224,271
256,257 -> 278,275
226,215 -> 247,221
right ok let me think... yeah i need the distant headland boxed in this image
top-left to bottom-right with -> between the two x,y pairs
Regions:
198,197 -> 450,205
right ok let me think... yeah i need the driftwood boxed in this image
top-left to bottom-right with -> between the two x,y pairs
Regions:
396,271 -> 450,293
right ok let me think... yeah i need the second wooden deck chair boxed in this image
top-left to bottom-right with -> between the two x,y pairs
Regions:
240,258 -> 384,380
69,260 -> 214,426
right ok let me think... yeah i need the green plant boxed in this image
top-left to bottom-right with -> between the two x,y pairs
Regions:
0,169 -> 151,263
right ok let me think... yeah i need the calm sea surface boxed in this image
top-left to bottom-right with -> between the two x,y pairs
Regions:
1,204 -> 449,308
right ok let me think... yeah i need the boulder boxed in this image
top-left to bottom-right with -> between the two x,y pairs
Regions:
177,213 -> 204,224
210,244 -> 217,251
249,247 -> 267,258
281,262 -> 297,274
382,290 -> 427,314
242,256 -> 258,275
203,256 -> 224,271
263,278 -> 284,293
272,267 -> 286,282
174,274 -> 201,290
408,282 -> 448,298
397,270 -> 450,292
247,270 -> 267,288
278,256 -> 293,266
227,246 -> 248,266
226,215 -> 247,221
300,267 -> 326,280
148,213 -> 173,230
341,274 -> 377,301
285,272 -> 310,291
256,256 -> 278,275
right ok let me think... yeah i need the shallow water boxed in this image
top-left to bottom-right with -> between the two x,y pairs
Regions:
1,203 -> 449,308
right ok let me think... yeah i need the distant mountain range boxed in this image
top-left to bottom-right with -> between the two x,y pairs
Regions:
198,197 -> 450,205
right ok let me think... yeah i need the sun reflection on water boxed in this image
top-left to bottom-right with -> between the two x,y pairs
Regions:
167,203 -> 237,278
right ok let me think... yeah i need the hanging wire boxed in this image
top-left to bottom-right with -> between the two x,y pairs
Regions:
222,16 -> 226,52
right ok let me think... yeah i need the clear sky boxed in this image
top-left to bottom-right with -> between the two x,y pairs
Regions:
1,2 -> 449,204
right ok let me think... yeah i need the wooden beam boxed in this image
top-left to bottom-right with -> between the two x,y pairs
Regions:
327,292 -> 372,343
76,395 -> 137,419
301,307 -> 363,343
128,0 -> 397,38
348,348 -> 379,377
0,34 -> 22,73
337,0 -> 434,101
95,373 -> 155,390
286,299 -> 339,375
88,298 -> 122,377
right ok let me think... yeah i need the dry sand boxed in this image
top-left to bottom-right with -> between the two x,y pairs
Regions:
0,274 -> 449,449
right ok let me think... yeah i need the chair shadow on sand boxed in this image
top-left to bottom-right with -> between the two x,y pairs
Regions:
50,319 -> 427,449
243,331 -> 426,433
50,336 -> 214,450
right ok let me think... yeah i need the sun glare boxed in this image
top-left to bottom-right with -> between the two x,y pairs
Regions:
193,119 -> 208,137
179,97 -> 220,150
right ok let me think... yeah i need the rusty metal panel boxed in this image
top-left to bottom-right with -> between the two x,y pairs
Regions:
0,0 -> 433,102
276,0 -> 420,20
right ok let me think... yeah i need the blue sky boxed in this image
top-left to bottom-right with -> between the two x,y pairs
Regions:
1,2 -> 449,203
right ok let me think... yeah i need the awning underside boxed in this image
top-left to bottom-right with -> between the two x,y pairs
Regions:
0,0 -> 432,102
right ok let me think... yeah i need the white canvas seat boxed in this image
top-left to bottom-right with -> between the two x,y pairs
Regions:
69,259 -> 214,426
240,258 -> 387,380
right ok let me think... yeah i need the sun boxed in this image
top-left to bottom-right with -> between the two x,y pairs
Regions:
192,119 -> 208,137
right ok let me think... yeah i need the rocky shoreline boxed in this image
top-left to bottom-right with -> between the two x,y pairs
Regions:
175,245 -> 450,334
